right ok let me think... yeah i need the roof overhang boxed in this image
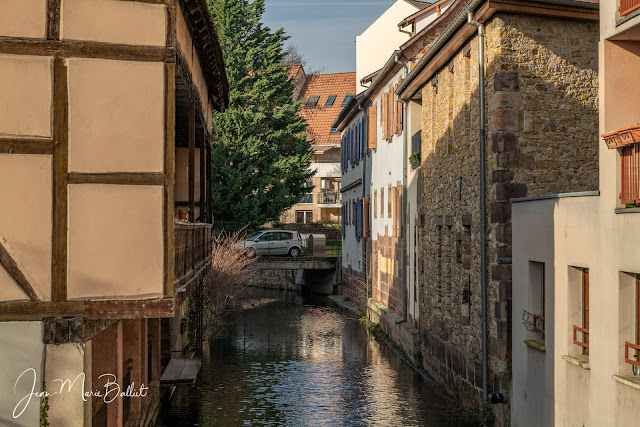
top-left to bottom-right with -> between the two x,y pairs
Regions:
179,0 -> 229,110
397,0 -> 599,102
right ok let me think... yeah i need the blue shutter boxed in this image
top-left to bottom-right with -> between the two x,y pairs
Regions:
341,203 -> 345,237
350,127 -> 354,165
357,199 -> 363,238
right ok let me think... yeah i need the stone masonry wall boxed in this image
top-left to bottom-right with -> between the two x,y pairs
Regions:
418,12 -> 598,411
370,234 -> 404,315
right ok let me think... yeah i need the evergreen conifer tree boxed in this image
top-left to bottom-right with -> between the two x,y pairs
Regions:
208,0 -> 313,228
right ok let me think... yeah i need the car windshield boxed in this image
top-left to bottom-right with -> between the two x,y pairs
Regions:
246,232 -> 263,241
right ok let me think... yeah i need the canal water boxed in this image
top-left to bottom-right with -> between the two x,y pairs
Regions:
158,289 -> 467,426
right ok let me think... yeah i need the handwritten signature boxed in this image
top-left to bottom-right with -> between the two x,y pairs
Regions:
13,368 -> 148,419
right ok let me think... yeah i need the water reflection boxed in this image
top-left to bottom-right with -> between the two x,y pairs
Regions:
159,289 -> 465,426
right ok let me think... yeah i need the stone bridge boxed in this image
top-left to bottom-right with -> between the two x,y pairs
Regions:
248,256 -> 341,295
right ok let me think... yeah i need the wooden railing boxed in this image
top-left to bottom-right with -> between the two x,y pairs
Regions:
620,0 -> 640,16
573,325 -> 590,349
174,221 -> 212,288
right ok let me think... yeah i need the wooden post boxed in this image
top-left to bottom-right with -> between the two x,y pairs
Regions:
188,105 -> 195,222
205,136 -> 212,224
199,128 -> 206,221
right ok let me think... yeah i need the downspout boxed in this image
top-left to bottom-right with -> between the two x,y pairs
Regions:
467,11 -> 488,403
396,62 -> 411,325
397,21 -> 412,35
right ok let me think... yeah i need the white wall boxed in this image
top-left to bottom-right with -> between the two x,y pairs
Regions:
312,162 -> 341,179
342,110 -> 369,273
355,0 -> 417,94
413,0 -> 455,34
0,322 -> 43,426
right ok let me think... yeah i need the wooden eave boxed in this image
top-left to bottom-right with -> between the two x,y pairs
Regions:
178,0 -> 229,111
398,0 -> 599,101
0,299 -> 175,321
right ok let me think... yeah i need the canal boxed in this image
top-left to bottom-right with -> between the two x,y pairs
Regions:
158,289 -> 468,426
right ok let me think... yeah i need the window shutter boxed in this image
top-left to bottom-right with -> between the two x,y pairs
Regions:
341,204 -> 345,237
373,190 -> 377,219
369,105 -> 377,151
397,185 -> 403,237
388,184 -> 392,218
363,197 -> 370,238
361,118 -> 366,158
387,86 -> 393,142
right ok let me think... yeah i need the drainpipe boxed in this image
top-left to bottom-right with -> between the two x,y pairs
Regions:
397,22 -> 412,35
467,11 -> 488,402
396,62 -> 411,325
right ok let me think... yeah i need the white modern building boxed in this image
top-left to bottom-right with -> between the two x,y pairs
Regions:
511,1 -> 640,424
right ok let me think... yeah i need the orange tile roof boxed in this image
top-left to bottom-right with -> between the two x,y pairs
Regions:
297,72 -> 356,146
288,64 -> 304,81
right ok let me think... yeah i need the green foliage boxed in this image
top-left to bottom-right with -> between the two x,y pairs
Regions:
40,381 -> 49,427
409,151 -> 421,165
208,0 -> 313,228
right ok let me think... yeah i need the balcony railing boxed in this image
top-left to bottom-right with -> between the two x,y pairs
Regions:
624,341 -> 640,367
620,0 -> 640,16
174,221 -> 212,288
573,325 -> 590,350
318,191 -> 341,205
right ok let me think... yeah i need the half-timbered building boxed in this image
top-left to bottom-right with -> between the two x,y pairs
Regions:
0,1 -> 227,425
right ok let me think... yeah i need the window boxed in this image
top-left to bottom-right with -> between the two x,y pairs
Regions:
330,127 -> 340,135
373,190 -> 377,219
342,94 -> 355,106
388,184 -> 392,218
296,211 -> 312,224
325,95 -> 337,107
300,193 -> 313,204
524,262 -> 545,341
621,143 -> 640,206
620,273 -> 640,375
570,267 -> 589,356
305,96 -> 319,108
620,0 -> 640,17
277,232 -> 294,241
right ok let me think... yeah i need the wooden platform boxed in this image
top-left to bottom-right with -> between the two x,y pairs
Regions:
160,358 -> 201,385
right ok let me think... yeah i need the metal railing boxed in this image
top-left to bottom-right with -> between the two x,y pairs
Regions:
572,325 -> 590,350
620,0 -> 640,16
318,191 -> 341,205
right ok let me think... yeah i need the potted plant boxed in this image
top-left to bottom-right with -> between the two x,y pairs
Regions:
409,152 -> 421,168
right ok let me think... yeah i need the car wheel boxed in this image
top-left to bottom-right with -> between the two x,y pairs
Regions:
289,247 -> 300,257
244,247 -> 257,258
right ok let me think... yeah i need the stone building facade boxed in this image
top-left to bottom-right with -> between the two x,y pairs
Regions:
414,8 -> 599,418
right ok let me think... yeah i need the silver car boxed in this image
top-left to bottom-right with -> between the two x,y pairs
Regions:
238,230 -> 303,257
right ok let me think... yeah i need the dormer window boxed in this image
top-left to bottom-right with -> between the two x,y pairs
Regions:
305,96 -> 319,108
342,95 -> 355,106
325,95 -> 337,107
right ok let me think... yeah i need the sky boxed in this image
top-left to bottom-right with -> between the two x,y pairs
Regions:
263,0 -> 396,74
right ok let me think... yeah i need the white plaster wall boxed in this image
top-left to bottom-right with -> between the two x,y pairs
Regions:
0,322 -> 43,426
369,69 -> 405,243
0,155 -> 52,301
341,110 -> 368,273
414,0 -> 455,34
0,0 -> 47,39
512,192 -> 640,426
312,162 -> 341,179
0,55 -> 52,138
67,184 -> 164,300
405,100 -> 421,322
355,0 -> 417,93
68,58 -> 165,173
44,343 -> 88,427
61,0 -> 166,46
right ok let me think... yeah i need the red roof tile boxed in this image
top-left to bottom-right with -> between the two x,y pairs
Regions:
297,72 -> 356,146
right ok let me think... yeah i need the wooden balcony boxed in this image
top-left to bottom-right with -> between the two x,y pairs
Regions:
620,0 -> 640,16
174,221 -> 212,290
